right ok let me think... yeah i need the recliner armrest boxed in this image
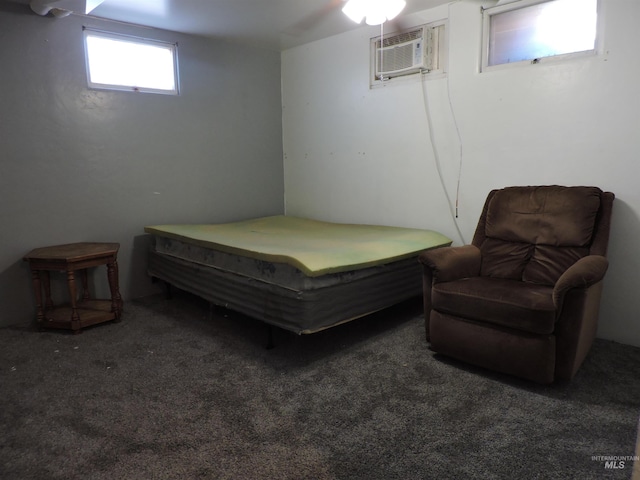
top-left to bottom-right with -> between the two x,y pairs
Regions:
553,255 -> 609,307
418,245 -> 481,283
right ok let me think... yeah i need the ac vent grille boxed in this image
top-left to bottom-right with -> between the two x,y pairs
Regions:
376,28 -> 424,49
375,27 -> 426,78
370,22 -> 447,87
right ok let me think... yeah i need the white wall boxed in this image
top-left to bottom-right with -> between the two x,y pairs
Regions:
282,0 -> 640,346
0,3 -> 284,327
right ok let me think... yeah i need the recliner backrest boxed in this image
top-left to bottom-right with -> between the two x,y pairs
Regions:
472,186 -> 604,285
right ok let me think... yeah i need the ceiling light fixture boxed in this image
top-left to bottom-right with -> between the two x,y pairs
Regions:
29,0 -> 106,17
342,0 -> 407,26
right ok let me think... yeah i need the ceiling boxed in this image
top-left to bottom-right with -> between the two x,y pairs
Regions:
10,0 -> 453,50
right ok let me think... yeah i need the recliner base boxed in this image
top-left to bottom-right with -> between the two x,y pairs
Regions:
430,311 -> 556,384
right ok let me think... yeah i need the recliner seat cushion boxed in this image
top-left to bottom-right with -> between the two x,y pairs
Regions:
432,277 -> 556,335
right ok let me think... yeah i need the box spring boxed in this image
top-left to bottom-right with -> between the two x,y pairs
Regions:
147,246 -> 423,334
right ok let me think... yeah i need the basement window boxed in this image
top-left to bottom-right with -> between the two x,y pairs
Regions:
482,0 -> 599,70
83,29 -> 179,95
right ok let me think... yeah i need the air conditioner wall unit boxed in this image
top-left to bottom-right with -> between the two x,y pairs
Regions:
375,27 -> 427,79
371,22 -> 445,85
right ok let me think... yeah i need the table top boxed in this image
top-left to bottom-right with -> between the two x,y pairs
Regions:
23,242 -> 120,263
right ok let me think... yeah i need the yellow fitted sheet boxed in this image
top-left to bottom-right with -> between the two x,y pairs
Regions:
144,215 -> 451,277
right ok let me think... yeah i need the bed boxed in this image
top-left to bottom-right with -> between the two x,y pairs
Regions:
144,215 -> 451,334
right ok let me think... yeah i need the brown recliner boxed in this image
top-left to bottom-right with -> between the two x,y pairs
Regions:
419,186 -> 614,383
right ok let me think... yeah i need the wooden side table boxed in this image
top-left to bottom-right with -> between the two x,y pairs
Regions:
23,242 -> 123,333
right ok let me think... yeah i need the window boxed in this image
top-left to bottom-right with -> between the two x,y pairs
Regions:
482,0 -> 598,70
83,29 -> 179,95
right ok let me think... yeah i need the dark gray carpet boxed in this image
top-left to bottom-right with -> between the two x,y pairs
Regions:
1,291 -> 639,479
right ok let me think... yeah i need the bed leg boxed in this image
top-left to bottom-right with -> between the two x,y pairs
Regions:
151,276 -> 172,300
266,325 -> 275,350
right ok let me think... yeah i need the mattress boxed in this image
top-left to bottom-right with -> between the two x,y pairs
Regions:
145,216 -> 451,334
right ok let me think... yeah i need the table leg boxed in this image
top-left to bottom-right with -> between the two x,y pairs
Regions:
107,259 -> 123,320
30,269 -> 44,328
81,269 -> 90,300
42,271 -> 53,312
66,270 -> 81,331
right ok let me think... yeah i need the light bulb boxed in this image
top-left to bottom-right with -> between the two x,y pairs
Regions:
342,0 -> 406,26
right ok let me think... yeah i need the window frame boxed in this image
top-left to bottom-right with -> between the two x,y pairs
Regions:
83,28 -> 180,95
480,0 -> 601,72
